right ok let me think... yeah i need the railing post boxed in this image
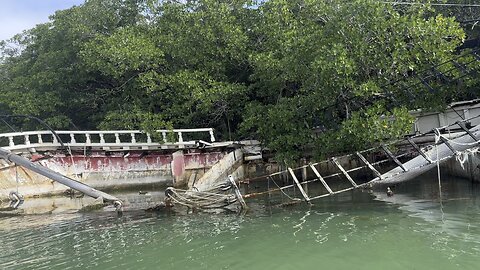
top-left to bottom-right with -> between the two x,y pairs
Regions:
162,132 -> 167,143
209,129 -> 216,142
70,133 -> 76,144
8,136 -> 14,147
177,132 -> 183,143
147,133 -> 152,143
85,134 -> 91,144
115,133 -> 120,144
52,134 -> 58,144
37,134 -> 43,144
24,135 -> 31,145
99,134 -> 105,144
130,133 -> 136,144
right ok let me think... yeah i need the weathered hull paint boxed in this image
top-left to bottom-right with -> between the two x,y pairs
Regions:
0,150 -> 226,200
443,150 -> 480,182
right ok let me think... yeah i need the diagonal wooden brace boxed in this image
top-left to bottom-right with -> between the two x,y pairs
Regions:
309,164 -> 333,194
381,145 -> 407,172
288,168 -> 311,203
406,137 -> 433,164
331,157 -> 358,188
457,121 -> 480,144
355,152 -> 382,179
434,129 -> 458,155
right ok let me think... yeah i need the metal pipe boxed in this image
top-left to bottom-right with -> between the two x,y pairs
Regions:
0,147 -> 122,207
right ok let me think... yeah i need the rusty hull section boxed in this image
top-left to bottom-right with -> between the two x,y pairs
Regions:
0,150 -> 226,200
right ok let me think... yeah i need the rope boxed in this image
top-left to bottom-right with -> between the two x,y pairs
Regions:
268,176 -> 299,201
456,148 -> 479,170
15,165 -> 19,194
434,132 -> 443,201
165,187 -> 238,209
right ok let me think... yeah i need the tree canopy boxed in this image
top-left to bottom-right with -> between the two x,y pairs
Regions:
0,0 -> 478,160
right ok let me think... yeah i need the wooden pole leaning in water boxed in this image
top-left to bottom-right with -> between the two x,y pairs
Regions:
228,175 -> 247,210
0,148 -> 123,208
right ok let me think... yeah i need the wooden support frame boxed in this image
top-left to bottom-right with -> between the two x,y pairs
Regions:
406,137 -> 433,164
287,168 -> 311,203
309,164 -> 333,194
381,145 -> 407,172
331,157 -> 358,188
355,152 -> 382,179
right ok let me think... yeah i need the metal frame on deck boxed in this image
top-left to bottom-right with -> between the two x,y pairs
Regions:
0,128 -> 216,152
241,115 -> 480,206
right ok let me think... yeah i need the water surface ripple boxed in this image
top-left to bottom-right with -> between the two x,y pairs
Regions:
1,174 -> 480,269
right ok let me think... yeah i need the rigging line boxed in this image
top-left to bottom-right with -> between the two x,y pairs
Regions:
15,165 -> 19,194
449,105 -> 466,120
268,176 -> 298,201
0,118 -> 16,132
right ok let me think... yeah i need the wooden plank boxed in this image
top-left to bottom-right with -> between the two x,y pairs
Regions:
330,157 -> 358,188
381,145 -> 407,172
309,164 -> 333,194
228,175 -> 248,210
287,168 -> 311,202
406,137 -> 433,164
355,152 -> 382,179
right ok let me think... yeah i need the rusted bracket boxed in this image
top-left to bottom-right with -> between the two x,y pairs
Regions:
381,145 -> 407,172
309,164 -> 333,194
287,168 -> 311,203
406,137 -> 433,164
355,152 -> 382,179
331,157 -> 358,188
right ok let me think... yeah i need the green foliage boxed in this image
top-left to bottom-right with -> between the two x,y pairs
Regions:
0,0 -> 475,161
242,0 -> 466,158
337,104 -> 414,150
80,27 -> 165,79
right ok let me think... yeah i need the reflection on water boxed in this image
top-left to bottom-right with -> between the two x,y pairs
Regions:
1,173 -> 480,270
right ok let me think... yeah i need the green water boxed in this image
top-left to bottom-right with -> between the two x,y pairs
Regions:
1,174 -> 480,269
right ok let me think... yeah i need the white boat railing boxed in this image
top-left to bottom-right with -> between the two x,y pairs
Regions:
0,128 -> 216,152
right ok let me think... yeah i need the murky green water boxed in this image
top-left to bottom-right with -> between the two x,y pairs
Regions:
1,173 -> 480,269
